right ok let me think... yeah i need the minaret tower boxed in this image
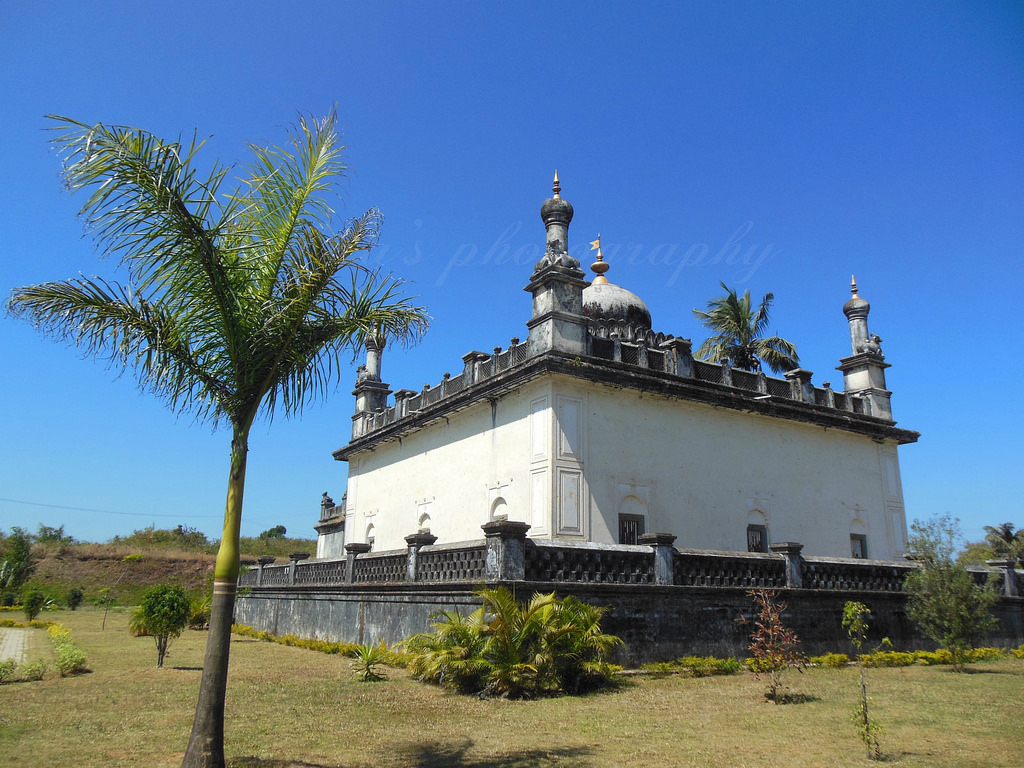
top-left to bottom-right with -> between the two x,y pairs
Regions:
837,277 -> 893,420
524,173 -> 589,357
352,333 -> 391,438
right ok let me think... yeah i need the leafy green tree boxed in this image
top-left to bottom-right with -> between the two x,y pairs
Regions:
258,525 -> 287,540
692,282 -> 799,373
22,588 -> 46,621
904,515 -> 998,672
8,112 -> 426,767
0,527 -> 35,593
66,587 -> 85,611
130,584 -> 192,667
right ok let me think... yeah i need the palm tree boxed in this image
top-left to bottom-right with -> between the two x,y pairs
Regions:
692,282 -> 799,374
983,522 -> 1024,563
7,112 -> 427,767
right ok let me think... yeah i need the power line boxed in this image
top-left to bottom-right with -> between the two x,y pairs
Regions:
0,496 -> 218,519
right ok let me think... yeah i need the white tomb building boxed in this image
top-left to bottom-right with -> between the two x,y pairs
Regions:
315,177 -> 917,562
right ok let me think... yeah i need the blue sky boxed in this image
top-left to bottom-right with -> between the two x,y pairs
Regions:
1,1 -> 1021,546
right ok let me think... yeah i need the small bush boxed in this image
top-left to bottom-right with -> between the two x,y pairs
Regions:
860,651 -> 916,668
187,594 -> 211,630
914,649 -> 953,666
640,661 -> 677,678
1010,644 -> 1024,659
809,653 -> 850,668
0,658 -> 15,683
22,589 -> 46,622
20,660 -> 47,681
351,642 -> 389,682
966,647 -> 1005,662
48,623 -> 89,676
66,587 -> 84,611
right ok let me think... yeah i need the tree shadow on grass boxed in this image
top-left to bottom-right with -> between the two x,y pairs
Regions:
228,742 -> 594,768
398,739 -> 593,768
228,759 -> 355,768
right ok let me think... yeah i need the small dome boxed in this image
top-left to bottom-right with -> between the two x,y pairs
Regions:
583,282 -> 652,329
843,276 -> 870,318
541,173 -> 574,225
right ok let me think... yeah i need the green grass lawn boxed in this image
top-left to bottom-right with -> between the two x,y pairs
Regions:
1,608 -> 1021,768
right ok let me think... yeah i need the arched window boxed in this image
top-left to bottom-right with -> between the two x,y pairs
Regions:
490,497 -> 508,519
365,523 -> 375,552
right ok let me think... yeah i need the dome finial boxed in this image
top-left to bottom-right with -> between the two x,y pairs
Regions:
851,274 -> 859,298
553,170 -> 561,199
589,234 -> 610,285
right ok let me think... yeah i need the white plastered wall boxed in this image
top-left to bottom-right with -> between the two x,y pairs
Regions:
343,378 -> 552,550
553,374 -> 908,559
341,371 -> 909,559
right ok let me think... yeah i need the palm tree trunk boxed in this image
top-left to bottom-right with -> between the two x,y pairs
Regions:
181,423 -> 249,768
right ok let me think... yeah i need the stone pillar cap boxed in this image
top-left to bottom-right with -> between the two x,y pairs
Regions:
345,542 -> 372,554
638,533 -> 678,547
769,542 -> 804,555
482,519 -> 532,538
257,555 -> 277,565
405,531 -> 439,547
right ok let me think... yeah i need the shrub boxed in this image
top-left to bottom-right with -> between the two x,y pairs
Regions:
0,658 -> 15,683
860,651 -> 916,668
675,656 -> 741,677
966,647 -> 1005,662
809,653 -> 850,668
22,589 -> 46,622
66,587 -> 85,611
1010,644 -> 1024,660
187,594 -> 211,630
406,587 -> 623,699
914,649 -> 953,666
48,623 -> 89,676
130,584 -> 191,667
351,642 -> 389,682
20,660 -> 47,681
742,589 -> 805,703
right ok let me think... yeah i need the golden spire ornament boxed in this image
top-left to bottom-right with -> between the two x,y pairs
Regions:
589,233 -> 610,285
552,170 -> 561,199
851,275 -> 859,297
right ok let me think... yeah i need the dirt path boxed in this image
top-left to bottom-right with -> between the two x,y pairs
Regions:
0,627 -> 29,663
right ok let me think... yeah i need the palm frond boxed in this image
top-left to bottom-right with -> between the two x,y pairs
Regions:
8,277 -> 232,420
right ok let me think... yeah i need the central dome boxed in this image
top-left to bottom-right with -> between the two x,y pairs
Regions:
583,282 -> 652,329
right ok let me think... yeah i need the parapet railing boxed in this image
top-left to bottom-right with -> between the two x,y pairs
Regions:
353,337 -> 530,437
590,335 -> 868,416
238,524 -> 1023,598
353,329 -> 873,438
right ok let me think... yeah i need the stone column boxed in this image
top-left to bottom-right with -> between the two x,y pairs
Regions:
986,559 -> 1020,597
405,531 -> 439,581
482,518 -> 531,582
660,338 -> 693,378
770,542 -> 804,588
639,533 -> 677,586
345,543 -> 371,584
288,552 -> 310,585
256,555 -> 276,587
784,369 -> 815,404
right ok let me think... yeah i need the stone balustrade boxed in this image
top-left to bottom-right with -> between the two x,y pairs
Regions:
352,329 -> 875,440
240,523 -> 1016,593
